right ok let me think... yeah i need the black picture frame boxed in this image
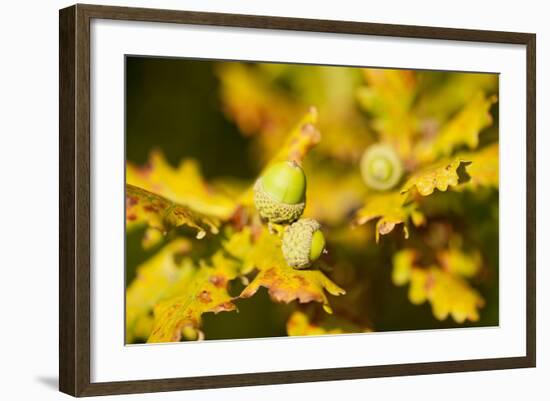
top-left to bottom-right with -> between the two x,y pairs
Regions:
59,3 -> 536,397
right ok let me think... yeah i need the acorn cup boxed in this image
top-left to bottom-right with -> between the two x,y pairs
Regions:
360,143 -> 404,191
253,161 -> 306,224
282,218 -> 327,269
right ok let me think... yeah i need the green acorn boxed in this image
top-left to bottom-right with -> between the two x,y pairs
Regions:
282,218 -> 326,269
360,143 -> 403,191
253,161 -> 306,224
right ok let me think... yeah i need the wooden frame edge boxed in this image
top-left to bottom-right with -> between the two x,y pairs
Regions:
75,357 -> 533,397
525,33 -> 536,369
59,4 -> 77,396
60,4 -> 92,396
59,3 -> 536,397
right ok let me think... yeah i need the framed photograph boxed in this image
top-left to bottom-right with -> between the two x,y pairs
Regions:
59,4 -> 536,397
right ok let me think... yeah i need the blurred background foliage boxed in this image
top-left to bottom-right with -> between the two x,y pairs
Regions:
125,56 -> 499,344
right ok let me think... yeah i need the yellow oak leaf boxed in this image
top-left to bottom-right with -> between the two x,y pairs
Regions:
401,157 -> 471,196
216,63 -> 303,166
434,92 -> 496,154
358,69 -> 417,120
148,251 -> 240,343
416,92 -> 497,163
126,184 -> 220,239
409,267 -> 485,323
353,192 -> 425,242
230,226 -> 345,313
219,63 -> 373,163
268,107 -> 321,165
391,248 -> 416,286
125,239 -> 192,343
127,151 -> 236,220
238,108 -> 321,206
311,67 -> 373,161
286,310 -> 368,337
216,62 -> 298,137
437,247 -> 482,278
458,143 -> 499,190
416,73 -> 498,122
392,248 -> 485,323
356,69 -> 418,157
276,65 -> 372,162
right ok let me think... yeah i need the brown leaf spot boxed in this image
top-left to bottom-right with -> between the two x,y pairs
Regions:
211,301 -> 236,314
263,267 -> 278,280
293,274 -> 308,286
143,204 -> 158,213
209,275 -> 228,288
230,205 -> 248,230
126,195 -> 138,207
197,290 -> 212,304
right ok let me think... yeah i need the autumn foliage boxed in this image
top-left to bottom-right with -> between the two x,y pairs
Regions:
125,60 -> 499,343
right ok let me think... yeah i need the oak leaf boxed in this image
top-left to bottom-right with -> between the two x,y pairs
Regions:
216,62 -> 298,137
147,251 -> 240,343
431,92 -> 497,157
127,151 -> 236,220
409,267 -> 485,323
392,248 -> 485,323
279,65 -> 372,161
286,310 -> 368,336
216,63 -> 302,166
353,192 -> 425,242
125,239 -> 192,343
416,73 -> 498,122
267,107 -> 321,166
356,69 -> 418,157
228,227 -> 345,313
458,143 -> 499,190
401,158 -> 471,196
437,247 -> 482,278
126,184 -> 220,239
